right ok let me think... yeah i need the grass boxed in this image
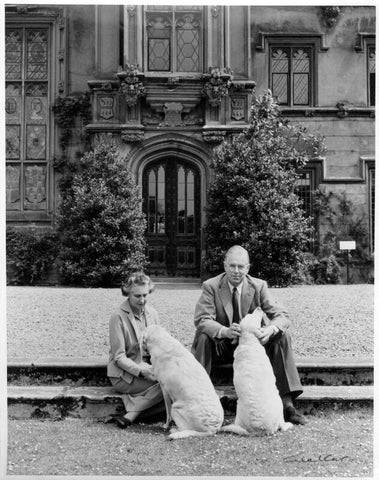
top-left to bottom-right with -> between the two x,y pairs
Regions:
6,284 -> 374,359
7,408 -> 373,477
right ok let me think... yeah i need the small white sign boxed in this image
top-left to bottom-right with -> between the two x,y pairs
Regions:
339,241 -> 356,250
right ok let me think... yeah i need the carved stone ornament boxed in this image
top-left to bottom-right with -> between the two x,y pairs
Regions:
202,130 -> 227,143
167,77 -> 180,90
16,6 -> 29,14
202,67 -> 233,107
160,102 -> 184,127
121,128 -> 144,143
116,64 -> 145,107
336,102 -> 349,118
320,6 -> 341,27
98,96 -> 115,120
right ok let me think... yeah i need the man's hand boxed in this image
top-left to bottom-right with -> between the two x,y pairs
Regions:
140,365 -> 156,382
224,323 -> 242,340
255,325 -> 276,345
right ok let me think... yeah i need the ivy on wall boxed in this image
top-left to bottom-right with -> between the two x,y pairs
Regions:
52,92 -> 91,154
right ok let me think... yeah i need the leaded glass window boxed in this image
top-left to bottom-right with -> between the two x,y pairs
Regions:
271,46 -> 312,106
368,46 -> 375,106
145,6 -> 202,73
147,165 -> 166,234
295,169 -> 317,251
177,165 -> 195,235
6,27 -> 49,213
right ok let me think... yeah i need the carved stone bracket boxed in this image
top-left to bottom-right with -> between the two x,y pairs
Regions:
121,127 -> 145,143
116,64 -> 145,107
202,129 -> 227,143
202,67 -> 233,107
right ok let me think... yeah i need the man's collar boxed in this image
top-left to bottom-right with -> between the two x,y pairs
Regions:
227,281 -> 243,293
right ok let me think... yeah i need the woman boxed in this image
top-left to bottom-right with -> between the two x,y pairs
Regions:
107,272 -> 164,428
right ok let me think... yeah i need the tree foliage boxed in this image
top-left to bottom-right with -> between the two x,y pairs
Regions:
203,90 -> 326,286
56,137 -> 147,287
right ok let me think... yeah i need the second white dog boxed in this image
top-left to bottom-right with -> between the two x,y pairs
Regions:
143,324 -> 224,440
222,307 -> 293,436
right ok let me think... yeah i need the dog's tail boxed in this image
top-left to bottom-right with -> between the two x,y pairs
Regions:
221,424 -> 250,436
168,429 -> 218,440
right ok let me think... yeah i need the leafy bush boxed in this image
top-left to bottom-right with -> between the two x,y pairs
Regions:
56,136 -> 147,287
6,226 -> 59,285
306,188 -> 372,284
203,90 -> 325,286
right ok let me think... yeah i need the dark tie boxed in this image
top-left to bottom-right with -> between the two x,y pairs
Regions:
232,287 -> 240,324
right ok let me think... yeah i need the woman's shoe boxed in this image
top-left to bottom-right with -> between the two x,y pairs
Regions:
114,415 -> 132,429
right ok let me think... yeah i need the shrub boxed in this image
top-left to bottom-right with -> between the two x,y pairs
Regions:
56,136 -> 147,287
6,226 -> 59,285
203,90 -> 325,286
307,188 -> 372,284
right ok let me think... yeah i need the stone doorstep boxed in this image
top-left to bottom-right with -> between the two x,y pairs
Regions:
7,357 -> 374,387
7,385 -> 374,421
7,385 -> 375,402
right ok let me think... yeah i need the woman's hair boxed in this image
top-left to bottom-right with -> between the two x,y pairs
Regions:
121,271 -> 155,297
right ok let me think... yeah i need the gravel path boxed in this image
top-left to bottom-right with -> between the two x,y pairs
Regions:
6,284 -> 374,359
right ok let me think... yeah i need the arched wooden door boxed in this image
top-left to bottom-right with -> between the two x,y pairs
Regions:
142,158 -> 201,277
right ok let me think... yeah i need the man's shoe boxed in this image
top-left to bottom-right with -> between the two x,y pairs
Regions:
220,396 -> 237,413
284,405 -> 307,425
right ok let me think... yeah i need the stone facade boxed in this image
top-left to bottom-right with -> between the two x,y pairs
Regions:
5,5 -> 375,279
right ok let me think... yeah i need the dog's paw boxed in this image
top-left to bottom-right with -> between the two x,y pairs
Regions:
163,419 -> 175,430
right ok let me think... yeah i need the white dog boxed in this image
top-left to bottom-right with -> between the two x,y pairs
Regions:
143,324 -> 224,440
222,307 -> 293,436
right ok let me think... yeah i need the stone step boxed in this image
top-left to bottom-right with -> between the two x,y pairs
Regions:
7,385 -> 374,420
7,357 -> 374,386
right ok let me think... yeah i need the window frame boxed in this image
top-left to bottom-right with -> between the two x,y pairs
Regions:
296,159 -> 323,252
6,23 -> 53,221
256,34 -> 327,109
143,5 -> 204,76
367,163 -> 375,254
5,7 -> 63,224
269,43 -> 315,108
367,43 -> 375,107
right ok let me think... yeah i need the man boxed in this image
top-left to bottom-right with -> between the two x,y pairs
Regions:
191,245 -> 307,425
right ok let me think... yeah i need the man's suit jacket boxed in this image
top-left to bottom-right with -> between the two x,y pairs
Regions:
192,273 -> 291,349
107,299 -> 159,384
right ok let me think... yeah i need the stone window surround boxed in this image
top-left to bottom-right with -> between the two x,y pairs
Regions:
256,33 -> 330,109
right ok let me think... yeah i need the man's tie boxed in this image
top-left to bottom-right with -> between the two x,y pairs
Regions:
232,287 -> 240,324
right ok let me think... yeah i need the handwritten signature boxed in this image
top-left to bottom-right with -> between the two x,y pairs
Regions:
284,454 -> 350,463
